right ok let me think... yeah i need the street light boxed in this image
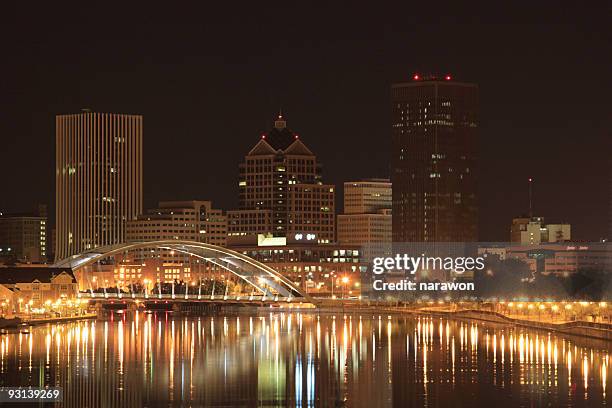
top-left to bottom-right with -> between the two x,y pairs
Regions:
341,276 -> 349,299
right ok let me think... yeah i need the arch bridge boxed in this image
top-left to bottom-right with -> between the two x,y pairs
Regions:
53,240 -> 315,306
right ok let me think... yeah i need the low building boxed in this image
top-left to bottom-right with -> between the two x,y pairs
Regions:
337,180 -> 392,261
127,201 -> 227,246
0,205 -> 48,264
76,260 -> 202,292
229,235 -> 365,298
126,200 -> 227,265
337,210 -> 391,251
477,246 -> 507,261
510,216 -> 571,245
492,242 -> 612,276
0,266 -> 78,311
74,200 -> 230,290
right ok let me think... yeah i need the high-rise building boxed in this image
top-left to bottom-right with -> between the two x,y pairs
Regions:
609,157 -> 612,241
55,111 -> 143,260
228,114 -> 335,244
0,205 -> 47,264
510,216 -> 571,244
391,74 -> 478,242
337,180 -> 392,257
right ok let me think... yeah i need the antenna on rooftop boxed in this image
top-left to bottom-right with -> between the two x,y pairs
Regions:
528,177 -> 533,218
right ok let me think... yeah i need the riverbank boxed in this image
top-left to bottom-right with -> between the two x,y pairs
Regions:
87,299 -> 612,342
0,314 -> 97,330
417,307 -> 612,341
311,300 -> 612,341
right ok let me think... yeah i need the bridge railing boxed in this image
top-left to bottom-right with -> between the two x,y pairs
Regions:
78,292 -> 297,303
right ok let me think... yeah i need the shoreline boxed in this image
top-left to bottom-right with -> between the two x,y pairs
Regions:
0,314 -> 97,330
306,303 -> 612,342
4,304 -> 611,342
419,308 -> 612,341
314,305 -> 612,342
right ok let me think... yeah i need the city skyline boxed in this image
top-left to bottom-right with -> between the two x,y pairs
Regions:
1,3 -> 610,242
0,5 -> 609,406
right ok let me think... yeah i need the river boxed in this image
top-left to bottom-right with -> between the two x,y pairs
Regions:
0,311 -> 609,407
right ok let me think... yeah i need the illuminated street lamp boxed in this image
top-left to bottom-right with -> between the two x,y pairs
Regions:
341,276 -> 349,299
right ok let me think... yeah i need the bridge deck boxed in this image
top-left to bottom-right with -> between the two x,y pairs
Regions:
80,292 -> 309,304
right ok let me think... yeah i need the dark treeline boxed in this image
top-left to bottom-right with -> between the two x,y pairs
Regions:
473,258 -> 611,301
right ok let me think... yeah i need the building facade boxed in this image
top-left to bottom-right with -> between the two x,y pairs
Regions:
0,205 -> 47,264
499,243 -> 612,276
230,239 -> 364,297
343,179 -> 392,214
0,267 -> 78,309
55,111 -> 143,261
126,201 -> 227,247
228,114 -> 335,244
337,180 -> 392,260
125,200 -> 227,275
391,75 -> 478,242
337,211 -> 392,247
510,216 -> 571,245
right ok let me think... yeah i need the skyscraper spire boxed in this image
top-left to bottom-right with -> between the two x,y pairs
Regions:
274,110 -> 286,130
528,177 -> 533,218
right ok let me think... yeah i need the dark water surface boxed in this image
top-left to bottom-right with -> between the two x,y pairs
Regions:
0,312 -> 609,407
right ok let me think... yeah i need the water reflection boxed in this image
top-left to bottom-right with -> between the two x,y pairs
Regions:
0,313 -> 608,407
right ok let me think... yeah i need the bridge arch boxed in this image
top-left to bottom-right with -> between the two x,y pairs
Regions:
53,240 -> 312,302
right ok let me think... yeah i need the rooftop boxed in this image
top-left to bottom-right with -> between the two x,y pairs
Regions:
0,267 -> 76,284
260,114 -> 299,151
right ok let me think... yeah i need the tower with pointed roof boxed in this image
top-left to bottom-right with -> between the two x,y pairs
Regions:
228,114 -> 335,244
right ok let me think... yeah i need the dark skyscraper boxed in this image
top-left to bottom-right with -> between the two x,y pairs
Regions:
391,75 -> 478,242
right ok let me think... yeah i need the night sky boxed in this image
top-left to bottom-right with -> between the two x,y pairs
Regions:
1,3 -> 610,241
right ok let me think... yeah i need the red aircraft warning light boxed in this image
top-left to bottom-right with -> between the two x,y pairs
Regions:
445,75 -> 452,81
413,74 -> 420,80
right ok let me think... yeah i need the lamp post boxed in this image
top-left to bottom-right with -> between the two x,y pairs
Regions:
330,271 -> 336,299
341,276 -> 349,299
144,279 -> 150,298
